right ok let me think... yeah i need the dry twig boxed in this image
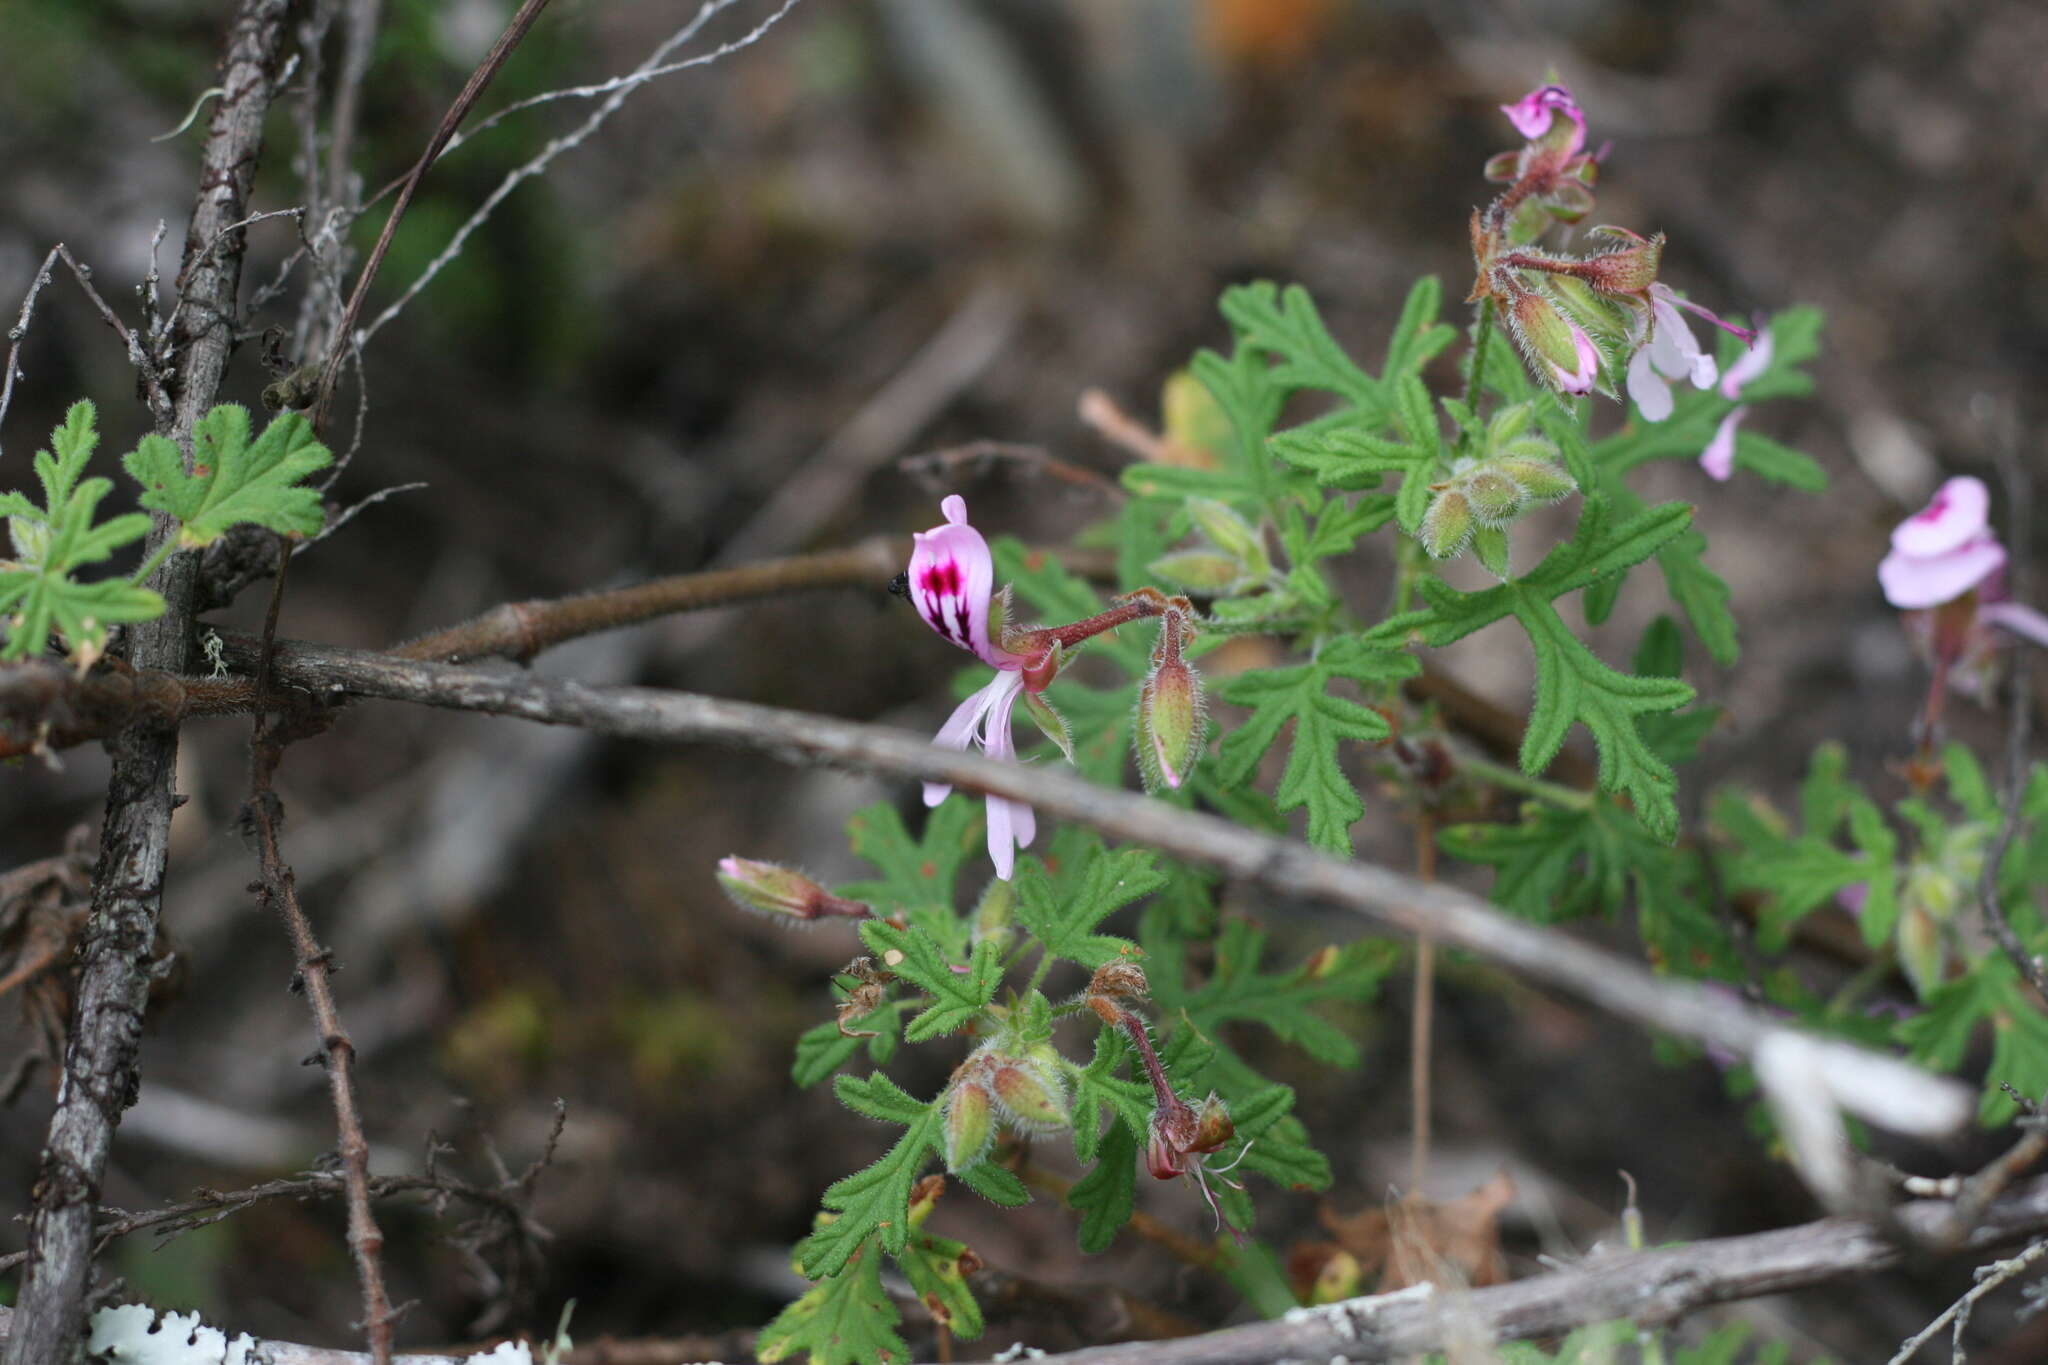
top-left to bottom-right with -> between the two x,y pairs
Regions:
189,630 -> 1972,1149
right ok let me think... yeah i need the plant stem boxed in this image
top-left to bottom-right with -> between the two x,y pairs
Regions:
129,535 -> 180,589
1452,749 -> 1597,810
1458,302 -> 1496,459
1408,811 -> 1438,1195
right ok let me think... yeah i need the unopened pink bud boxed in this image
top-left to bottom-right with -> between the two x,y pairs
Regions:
714,856 -> 871,923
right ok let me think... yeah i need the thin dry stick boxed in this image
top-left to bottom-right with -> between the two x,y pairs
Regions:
1977,431 -> 2048,1001
357,0 -> 805,347
393,535 -> 910,663
203,631 -> 1975,1146
310,0 -> 553,431
1409,811 -> 1436,1196
2,4 -> 293,1361
1888,1236 -> 2048,1365
52,245 -> 174,429
0,245 -> 63,453
242,745 -> 394,1361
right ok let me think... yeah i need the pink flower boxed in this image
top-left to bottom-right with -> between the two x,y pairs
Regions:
1877,478 -> 2048,695
1878,477 -> 2006,610
1699,326 -> 1774,481
910,495 -> 1037,880
909,494 -> 1022,669
1500,84 -> 1586,157
1626,284 -> 1720,422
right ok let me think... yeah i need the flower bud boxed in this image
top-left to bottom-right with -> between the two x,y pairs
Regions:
1462,469 -> 1525,527
990,1051 -> 1070,1132
971,877 -> 1017,954
1147,550 -> 1242,594
1189,1092 -> 1234,1155
1897,903 -> 1947,1001
1186,499 -> 1272,582
716,857 -> 869,923
943,1080 -> 996,1172
1420,487 -> 1474,559
1507,290 -> 1601,395
1579,227 -> 1663,296
1493,456 -> 1576,504
1136,610 -> 1206,793
1543,274 -> 1637,351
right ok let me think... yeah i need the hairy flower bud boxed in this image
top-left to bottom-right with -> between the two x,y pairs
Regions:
1462,469 -> 1525,527
1189,1092 -> 1235,1154
1136,608 -> 1207,793
990,1050 -> 1071,1132
971,877 -> 1017,954
715,857 -> 871,924
1186,499 -> 1272,583
1420,487 -> 1474,559
1493,455 -> 1576,504
1147,550 -> 1242,594
943,1080 -> 996,1172
1507,289 -> 1601,395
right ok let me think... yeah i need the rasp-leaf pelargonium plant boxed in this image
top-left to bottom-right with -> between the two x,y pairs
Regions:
716,79 -> 2039,1365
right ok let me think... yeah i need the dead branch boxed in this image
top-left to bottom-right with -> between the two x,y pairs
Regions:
2,3 -> 293,1361
243,688 -> 395,1361
6,1175 -> 2048,1364
311,0 -> 553,430
951,1173 -> 2048,1365
193,632 -> 1971,1153
356,0 -> 806,349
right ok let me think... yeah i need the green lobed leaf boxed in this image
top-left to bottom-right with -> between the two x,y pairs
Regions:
1013,842 -> 1163,969
1147,918 -> 1396,1068
1218,281 -> 1381,411
1070,1025 -> 1156,1163
756,1238 -> 905,1365
894,1226 -> 986,1342
1067,1120 -> 1138,1253
798,1074 -> 943,1278
858,921 -> 1001,1042
122,405 -> 332,546
1513,598 -> 1694,843
837,800 -> 980,956
1214,635 -> 1419,853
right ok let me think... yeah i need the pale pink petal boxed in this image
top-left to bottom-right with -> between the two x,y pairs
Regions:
1718,329 -> 1773,399
1627,346 -> 1674,421
1644,293 -> 1694,381
1700,408 -> 1745,481
923,677 -> 1004,806
1982,601 -> 2048,648
985,792 -> 1017,880
1552,323 -> 1600,394
1007,798 -> 1036,852
1892,477 -> 1991,557
1878,531 -> 2006,609
909,495 -> 1021,668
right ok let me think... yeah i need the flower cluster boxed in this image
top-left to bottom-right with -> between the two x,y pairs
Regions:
907,495 -> 1206,877
1472,82 -> 1754,423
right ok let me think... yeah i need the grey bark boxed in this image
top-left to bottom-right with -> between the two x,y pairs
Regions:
1,5 -> 291,1362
